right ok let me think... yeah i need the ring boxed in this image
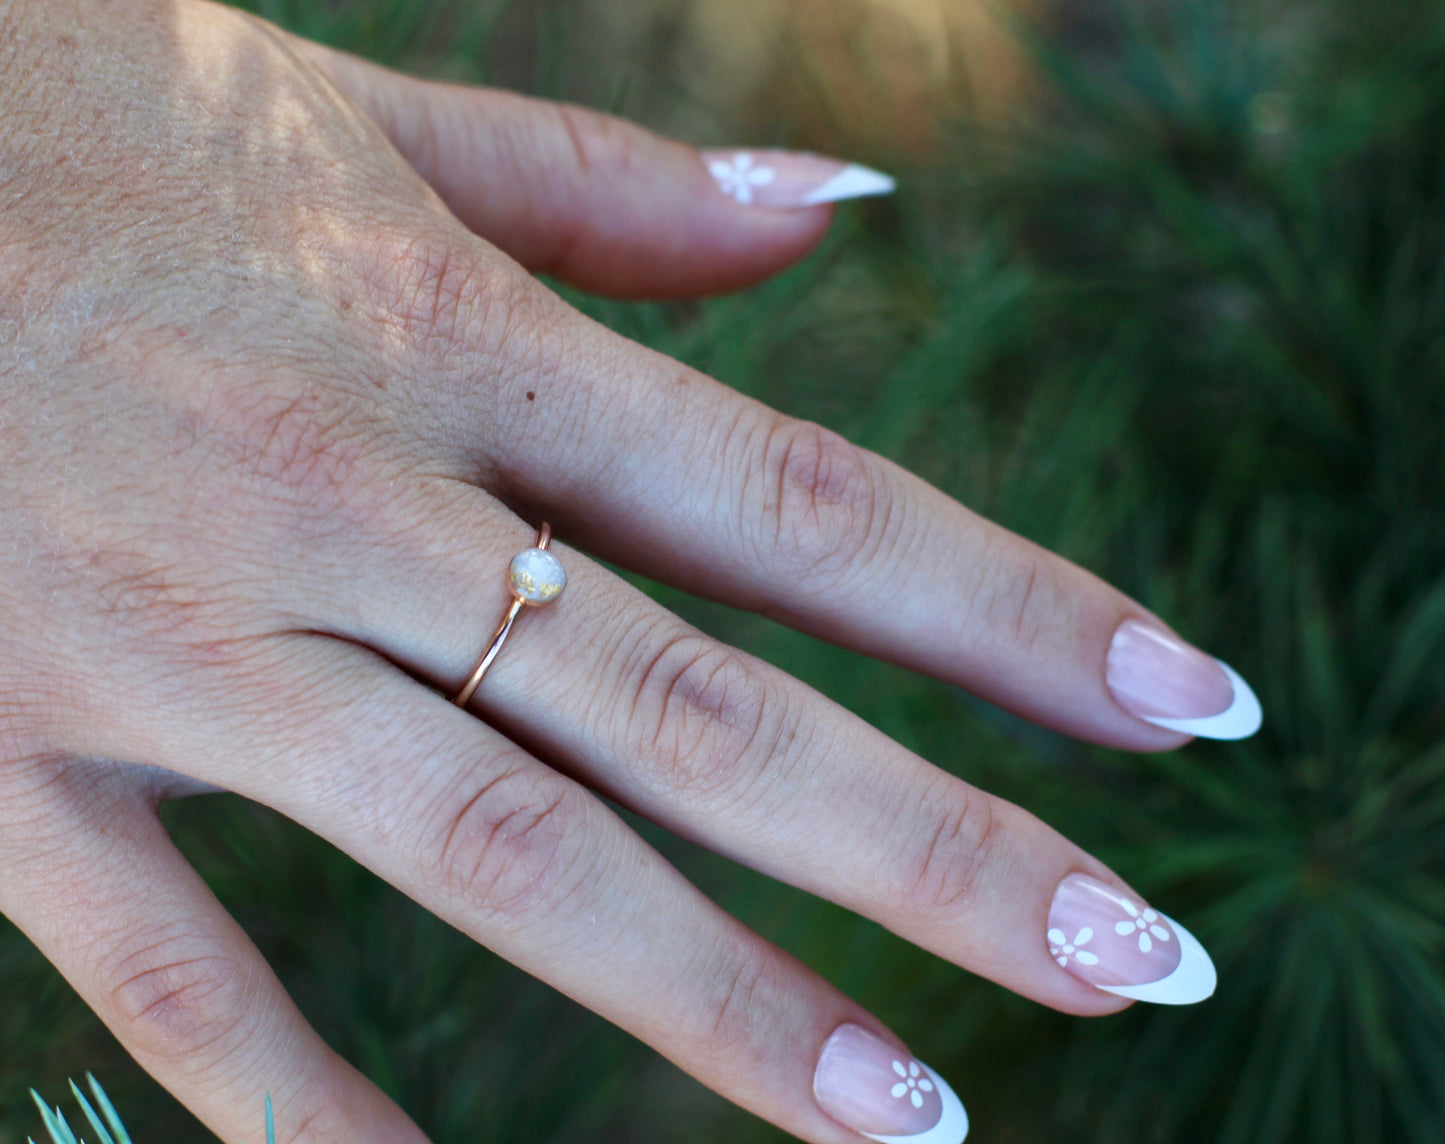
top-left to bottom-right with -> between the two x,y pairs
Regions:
452,522 -> 567,709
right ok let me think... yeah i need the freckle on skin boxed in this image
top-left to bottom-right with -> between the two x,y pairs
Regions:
526,391 -> 535,401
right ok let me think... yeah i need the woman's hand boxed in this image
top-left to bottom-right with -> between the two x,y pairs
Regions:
0,1 -> 1258,1141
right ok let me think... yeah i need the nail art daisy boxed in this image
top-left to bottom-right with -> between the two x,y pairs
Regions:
708,152 -> 777,204
1048,926 -> 1099,968
1115,899 -> 1172,953
890,1059 -> 935,1109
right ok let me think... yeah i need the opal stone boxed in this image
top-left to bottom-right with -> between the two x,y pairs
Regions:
508,547 -> 566,604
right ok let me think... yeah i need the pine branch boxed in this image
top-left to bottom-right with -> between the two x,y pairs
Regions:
28,1077 -> 275,1144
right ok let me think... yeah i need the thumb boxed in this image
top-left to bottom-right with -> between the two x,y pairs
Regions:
293,37 -> 894,299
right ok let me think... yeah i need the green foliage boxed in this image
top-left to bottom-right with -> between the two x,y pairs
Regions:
27,1079 -> 273,1144
28,1076 -> 130,1144
4,0 -> 1445,1142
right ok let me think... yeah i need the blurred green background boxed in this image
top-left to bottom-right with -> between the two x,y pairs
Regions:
6,0 -> 1445,1141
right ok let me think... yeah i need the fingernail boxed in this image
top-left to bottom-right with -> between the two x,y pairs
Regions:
813,1024 -> 968,1143
1106,618 -> 1263,740
702,149 -> 896,209
1047,873 -> 1217,1005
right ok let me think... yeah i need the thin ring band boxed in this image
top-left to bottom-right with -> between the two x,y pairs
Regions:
452,522 -> 560,709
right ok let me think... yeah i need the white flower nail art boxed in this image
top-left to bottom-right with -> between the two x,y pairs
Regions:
1114,899 -> 1173,953
1047,926 -> 1099,968
889,1059 -> 936,1109
708,152 -> 777,204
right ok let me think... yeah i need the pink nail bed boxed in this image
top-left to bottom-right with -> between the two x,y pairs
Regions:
1105,619 -> 1263,740
1047,873 -> 1217,1005
813,1024 -> 968,1143
702,149 -> 895,209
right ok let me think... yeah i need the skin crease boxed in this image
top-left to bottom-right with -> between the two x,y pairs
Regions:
0,1 -> 1233,1142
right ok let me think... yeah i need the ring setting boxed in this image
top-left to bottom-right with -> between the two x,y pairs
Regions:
452,522 -> 565,709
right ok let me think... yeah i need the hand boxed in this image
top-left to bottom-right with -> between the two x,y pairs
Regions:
0,2 -> 1258,1141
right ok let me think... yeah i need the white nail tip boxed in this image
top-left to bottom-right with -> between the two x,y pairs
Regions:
862,1064 -> 969,1144
1096,913 -> 1217,1005
801,163 -> 897,206
1141,660 -> 1263,740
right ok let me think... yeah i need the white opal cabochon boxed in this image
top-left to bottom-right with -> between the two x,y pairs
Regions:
508,547 -> 566,604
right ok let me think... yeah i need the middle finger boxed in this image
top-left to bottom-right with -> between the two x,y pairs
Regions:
323,483 -> 1216,1014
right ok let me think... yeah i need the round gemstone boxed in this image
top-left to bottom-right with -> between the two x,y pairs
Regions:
508,547 -> 566,605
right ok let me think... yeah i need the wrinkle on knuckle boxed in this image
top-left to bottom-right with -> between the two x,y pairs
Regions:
0,676 -> 54,767
976,547 -> 1051,656
359,230 -> 541,378
0,753 -> 149,837
425,762 -> 581,924
552,102 -> 646,188
396,234 -> 480,351
1013,560 -> 1041,647
0,749 -> 82,844
72,539 -> 266,675
754,418 -> 895,591
541,106 -> 596,275
89,546 -> 214,634
703,948 -> 772,1054
101,929 -> 251,1065
189,382 -> 383,527
896,783 -> 1001,920
624,631 -> 781,805
274,1078 -> 355,1144
536,105 -> 639,275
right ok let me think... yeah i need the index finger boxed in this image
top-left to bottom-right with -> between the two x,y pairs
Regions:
432,315 -> 1262,750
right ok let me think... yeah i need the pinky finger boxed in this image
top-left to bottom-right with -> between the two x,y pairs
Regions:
0,762 -> 425,1144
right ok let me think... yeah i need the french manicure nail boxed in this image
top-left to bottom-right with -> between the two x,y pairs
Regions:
1106,618 -> 1263,740
813,1024 -> 968,1143
1047,873 -> 1217,1005
703,149 -> 896,209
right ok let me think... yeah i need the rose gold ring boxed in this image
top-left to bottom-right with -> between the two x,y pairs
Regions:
452,522 -> 567,709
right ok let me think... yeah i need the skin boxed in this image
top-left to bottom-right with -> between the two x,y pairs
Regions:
0,0 -> 1199,1140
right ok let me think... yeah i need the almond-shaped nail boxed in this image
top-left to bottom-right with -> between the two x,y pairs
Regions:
1106,618 -> 1262,740
703,149 -> 896,209
813,1024 -> 968,1144
1047,873 -> 1216,1005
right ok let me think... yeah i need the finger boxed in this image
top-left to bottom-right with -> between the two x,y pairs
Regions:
288,35 -> 893,298
0,758 -> 427,1144
450,322 -> 1260,750
285,494 -> 1215,1013
145,636 -> 971,1144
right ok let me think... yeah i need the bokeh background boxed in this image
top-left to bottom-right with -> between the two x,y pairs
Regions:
6,0 -> 1445,1140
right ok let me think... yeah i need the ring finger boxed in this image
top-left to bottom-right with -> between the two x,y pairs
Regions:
306,483 -> 1219,1015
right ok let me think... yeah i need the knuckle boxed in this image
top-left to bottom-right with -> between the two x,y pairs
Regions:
89,545 -> 218,638
58,535 -> 262,675
702,947 -> 774,1055
425,761 -> 583,923
553,103 -> 639,181
972,545 -> 1052,655
197,383 -> 381,523
894,783 -> 1003,919
538,104 -> 635,275
100,927 -> 251,1065
360,230 -> 545,374
623,630 -> 785,805
284,1099 -> 352,1144
389,233 -> 486,352
0,671 -> 52,766
268,1071 -> 361,1144
753,418 -> 897,588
